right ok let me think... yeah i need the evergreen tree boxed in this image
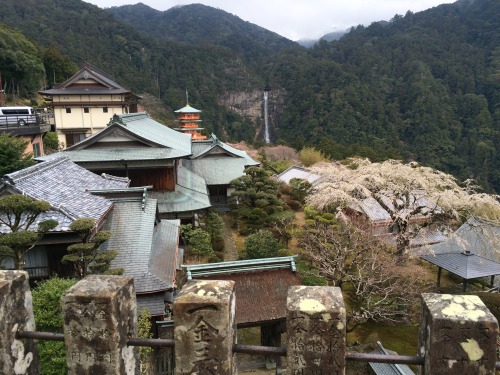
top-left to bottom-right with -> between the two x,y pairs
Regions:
0,133 -> 35,176
0,195 -> 57,270
204,210 -> 225,251
230,167 -> 287,230
62,218 -> 123,279
245,229 -> 280,259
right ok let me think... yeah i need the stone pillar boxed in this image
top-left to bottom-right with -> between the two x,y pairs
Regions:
0,270 -> 39,375
287,286 -> 346,375
174,280 -> 236,375
419,293 -> 498,375
62,275 -> 138,375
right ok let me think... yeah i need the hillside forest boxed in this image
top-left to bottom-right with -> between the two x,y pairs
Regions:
0,0 -> 499,192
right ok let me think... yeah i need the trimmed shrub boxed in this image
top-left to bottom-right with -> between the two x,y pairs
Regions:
245,230 -> 281,259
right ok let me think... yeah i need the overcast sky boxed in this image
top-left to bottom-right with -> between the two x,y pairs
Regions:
84,0 -> 456,41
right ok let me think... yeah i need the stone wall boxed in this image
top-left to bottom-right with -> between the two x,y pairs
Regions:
0,271 -> 498,375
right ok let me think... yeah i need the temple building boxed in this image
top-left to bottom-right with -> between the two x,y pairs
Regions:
174,102 -> 206,140
39,63 -> 140,149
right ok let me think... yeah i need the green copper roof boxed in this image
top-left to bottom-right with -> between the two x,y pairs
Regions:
174,104 -> 202,113
149,167 -> 211,213
191,134 -> 259,166
184,157 -> 249,185
112,113 -> 192,154
183,256 -> 298,280
37,148 -> 188,163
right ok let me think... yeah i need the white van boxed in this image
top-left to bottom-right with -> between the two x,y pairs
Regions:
0,106 -> 38,126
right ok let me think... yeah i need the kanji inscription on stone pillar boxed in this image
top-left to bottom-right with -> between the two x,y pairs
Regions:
287,286 -> 346,375
62,275 -> 138,375
419,293 -> 498,375
174,280 -> 236,375
0,270 -> 39,375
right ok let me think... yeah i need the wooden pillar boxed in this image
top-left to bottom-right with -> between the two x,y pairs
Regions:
0,270 -> 39,375
62,275 -> 139,375
437,267 -> 442,288
419,293 -> 498,374
287,286 -> 346,375
174,280 -> 236,375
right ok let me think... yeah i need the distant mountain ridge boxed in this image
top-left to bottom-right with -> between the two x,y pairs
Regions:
107,3 -> 298,66
0,0 -> 499,192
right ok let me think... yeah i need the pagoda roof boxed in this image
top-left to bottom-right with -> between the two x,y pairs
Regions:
174,104 -> 202,113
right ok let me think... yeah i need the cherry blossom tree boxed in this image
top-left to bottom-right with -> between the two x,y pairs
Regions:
307,158 -> 500,260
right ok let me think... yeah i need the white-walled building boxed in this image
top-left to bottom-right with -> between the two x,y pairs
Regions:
39,64 -> 139,148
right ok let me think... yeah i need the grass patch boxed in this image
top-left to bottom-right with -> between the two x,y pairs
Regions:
349,322 -> 419,356
237,327 -> 261,345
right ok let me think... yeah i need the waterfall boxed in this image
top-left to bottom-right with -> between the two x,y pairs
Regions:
264,90 -> 270,144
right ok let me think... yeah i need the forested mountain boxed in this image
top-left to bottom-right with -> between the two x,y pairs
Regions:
0,0 -> 269,139
0,0 -> 499,192
270,0 -> 499,191
107,3 -> 297,68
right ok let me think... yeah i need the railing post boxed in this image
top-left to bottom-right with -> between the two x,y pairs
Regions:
287,286 -> 346,375
173,280 -> 236,375
0,270 -> 39,375
419,293 -> 498,374
62,275 -> 139,375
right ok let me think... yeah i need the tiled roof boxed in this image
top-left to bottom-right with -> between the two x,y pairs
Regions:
185,257 -> 300,325
150,167 -> 211,213
151,219 -> 180,289
103,196 -> 180,293
420,252 -> 500,280
114,113 -> 192,154
39,64 -> 130,95
191,134 -> 259,166
174,104 -> 202,113
369,341 -> 415,375
376,190 -> 441,218
348,197 -> 392,222
37,148 -> 188,163
137,292 -> 168,316
0,157 -> 129,233
183,157 -> 249,185
424,218 -> 500,260
275,166 -> 322,185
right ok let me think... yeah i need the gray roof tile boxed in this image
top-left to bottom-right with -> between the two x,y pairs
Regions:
103,197 -> 180,293
137,293 -> 168,316
426,218 -> 500,258
349,197 -> 392,222
369,341 -> 415,375
39,64 -> 130,95
0,157 -> 129,233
